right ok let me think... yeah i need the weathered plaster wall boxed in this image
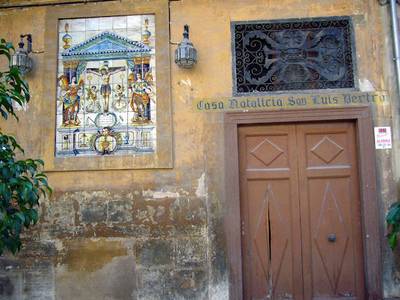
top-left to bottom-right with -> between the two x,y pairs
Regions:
0,0 -> 399,299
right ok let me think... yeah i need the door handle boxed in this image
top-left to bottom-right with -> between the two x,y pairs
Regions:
327,233 -> 336,242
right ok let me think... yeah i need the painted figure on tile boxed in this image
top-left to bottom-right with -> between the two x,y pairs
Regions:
85,85 -> 101,113
87,61 -> 125,113
144,69 -> 154,83
58,75 -> 84,126
87,85 -> 98,102
128,71 -> 153,122
94,127 -> 117,155
112,74 -> 127,111
111,84 -> 126,111
84,75 -> 100,113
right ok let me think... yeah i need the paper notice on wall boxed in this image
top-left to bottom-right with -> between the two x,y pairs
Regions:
374,127 -> 392,149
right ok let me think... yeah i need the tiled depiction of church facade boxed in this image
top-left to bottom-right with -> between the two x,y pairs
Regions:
56,15 -> 156,157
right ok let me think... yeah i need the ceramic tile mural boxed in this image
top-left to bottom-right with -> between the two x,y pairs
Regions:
56,15 -> 156,157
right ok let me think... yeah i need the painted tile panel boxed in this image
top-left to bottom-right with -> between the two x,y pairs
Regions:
56,15 -> 156,157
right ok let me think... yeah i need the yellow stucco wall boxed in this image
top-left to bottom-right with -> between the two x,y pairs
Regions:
0,0 -> 399,299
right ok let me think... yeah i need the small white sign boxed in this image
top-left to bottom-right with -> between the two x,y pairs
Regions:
374,126 -> 392,149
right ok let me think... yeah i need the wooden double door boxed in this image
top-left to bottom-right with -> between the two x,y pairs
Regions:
239,121 -> 365,300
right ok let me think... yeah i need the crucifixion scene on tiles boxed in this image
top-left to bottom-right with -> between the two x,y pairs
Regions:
56,15 -> 156,157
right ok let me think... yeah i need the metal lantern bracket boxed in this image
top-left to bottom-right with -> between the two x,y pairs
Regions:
11,34 -> 34,75
174,24 -> 198,69
19,34 -> 32,54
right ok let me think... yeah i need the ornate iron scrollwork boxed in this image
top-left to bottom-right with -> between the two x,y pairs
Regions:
232,17 -> 356,94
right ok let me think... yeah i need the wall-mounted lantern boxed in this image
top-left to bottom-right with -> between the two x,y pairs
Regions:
175,25 -> 197,69
11,34 -> 33,75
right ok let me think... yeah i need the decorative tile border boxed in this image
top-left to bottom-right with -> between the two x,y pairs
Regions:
42,0 -> 172,171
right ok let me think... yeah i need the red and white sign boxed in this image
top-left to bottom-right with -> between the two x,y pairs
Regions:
374,127 -> 392,149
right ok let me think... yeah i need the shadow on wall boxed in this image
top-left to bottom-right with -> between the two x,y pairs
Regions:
0,276 -> 14,298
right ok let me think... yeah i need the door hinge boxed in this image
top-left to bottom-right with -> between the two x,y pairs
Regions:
241,221 -> 245,236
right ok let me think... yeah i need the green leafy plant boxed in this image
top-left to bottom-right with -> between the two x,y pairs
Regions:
386,202 -> 400,250
0,38 -> 51,255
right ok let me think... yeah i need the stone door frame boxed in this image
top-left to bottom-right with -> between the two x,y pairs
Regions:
223,106 -> 382,300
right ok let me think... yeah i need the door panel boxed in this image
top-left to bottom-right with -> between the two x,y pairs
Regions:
239,122 -> 365,300
297,123 -> 365,300
239,125 -> 303,300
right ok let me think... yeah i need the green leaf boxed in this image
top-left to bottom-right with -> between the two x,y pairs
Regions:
386,202 -> 400,251
5,42 -> 13,50
389,232 -> 398,250
0,38 -> 51,256
387,203 -> 400,223
15,212 -> 25,224
35,159 -> 45,166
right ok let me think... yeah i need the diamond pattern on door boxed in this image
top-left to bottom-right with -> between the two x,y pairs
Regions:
239,122 -> 365,300
314,182 -> 350,294
251,138 -> 284,167
240,125 -> 301,299
311,136 -> 344,164
298,123 -> 364,299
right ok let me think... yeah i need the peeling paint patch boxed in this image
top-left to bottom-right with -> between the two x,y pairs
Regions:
56,255 -> 136,300
359,78 -> 375,92
53,240 -> 64,252
210,280 -> 229,300
60,239 -> 127,272
142,189 -> 180,199
178,79 -> 192,87
195,173 -> 207,198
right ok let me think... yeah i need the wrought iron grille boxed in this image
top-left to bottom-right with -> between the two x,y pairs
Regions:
232,17 -> 356,94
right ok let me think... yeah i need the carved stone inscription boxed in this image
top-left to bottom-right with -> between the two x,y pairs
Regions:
232,17 -> 355,94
